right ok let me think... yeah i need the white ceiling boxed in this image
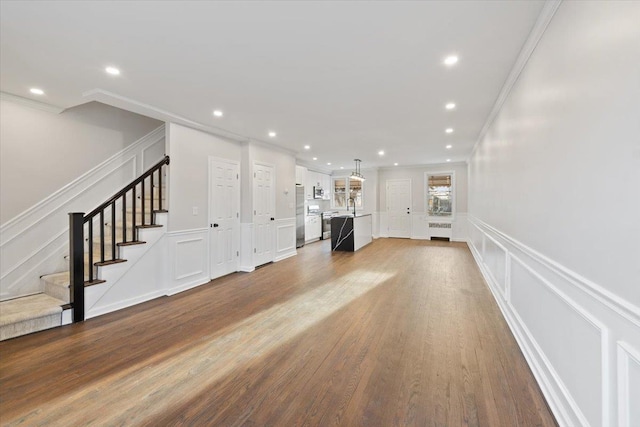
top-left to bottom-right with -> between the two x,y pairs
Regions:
0,0 -> 545,170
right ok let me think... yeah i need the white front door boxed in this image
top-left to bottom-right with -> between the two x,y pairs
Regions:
253,162 -> 275,267
386,179 -> 412,238
209,157 -> 240,279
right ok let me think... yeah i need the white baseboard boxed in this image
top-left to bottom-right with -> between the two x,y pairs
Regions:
468,215 -> 640,427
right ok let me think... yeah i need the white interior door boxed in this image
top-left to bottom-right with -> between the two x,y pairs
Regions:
209,157 -> 240,279
253,162 -> 275,267
387,179 -> 412,238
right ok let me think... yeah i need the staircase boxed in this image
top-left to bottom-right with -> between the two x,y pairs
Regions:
0,156 -> 169,341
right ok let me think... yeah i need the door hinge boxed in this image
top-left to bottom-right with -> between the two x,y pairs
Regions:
237,251 -> 239,256
254,210 -> 256,215
237,212 -> 239,218
254,248 -> 256,253
254,172 -> 256,178
237,174 -> 239,179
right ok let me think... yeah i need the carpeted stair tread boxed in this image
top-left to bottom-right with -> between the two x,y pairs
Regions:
0,294 -> 64,327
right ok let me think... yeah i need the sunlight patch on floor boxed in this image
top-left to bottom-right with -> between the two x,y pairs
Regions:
6,269 -> 395,426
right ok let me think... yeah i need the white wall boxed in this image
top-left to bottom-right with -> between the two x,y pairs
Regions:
468,2 -> 640,427
167,123 -> 241,232
0,99 -> 162,223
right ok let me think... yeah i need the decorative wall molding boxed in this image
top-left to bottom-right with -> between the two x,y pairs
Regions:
1,126 -> 166,300
239,223 -> 255,272
0,91 -> 65,114
274,218 -> 297,262
468,0 -> 562,162
468,215 -> 639,427
617,341 -> 640,427
165,228 -> 209,296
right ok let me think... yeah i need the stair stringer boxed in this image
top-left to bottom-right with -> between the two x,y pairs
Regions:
85,213 -> 169,319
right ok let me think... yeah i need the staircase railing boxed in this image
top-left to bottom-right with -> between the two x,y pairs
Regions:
69,155 -> 170,322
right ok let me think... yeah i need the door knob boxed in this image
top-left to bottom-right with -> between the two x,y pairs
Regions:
270,217 -> 275,221
212,223 -> 219,227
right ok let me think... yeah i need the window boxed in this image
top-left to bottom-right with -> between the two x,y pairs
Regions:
426,172 -> 454,217
332,177 -> 363,209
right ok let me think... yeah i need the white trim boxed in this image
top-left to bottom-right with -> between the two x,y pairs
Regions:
470,216 -> 640,328
468,0 -> 562,162
83,89 -> 248,143
0,91 -> 65,114
166,227 -> 209,236
617,341 -> 640,427
88,289 -> 166,319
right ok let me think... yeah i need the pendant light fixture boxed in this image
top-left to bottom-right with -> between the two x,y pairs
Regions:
350,159 -> 365,182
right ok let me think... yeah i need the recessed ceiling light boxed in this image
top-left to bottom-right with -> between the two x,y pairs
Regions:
446,159 -> 451,162
29,88 -> 44,95
313,157 -> 317,161
445,103 -> 456,110
378,150 -> 385,156
268,131 -> 277,138
304,145 -> 310,150
445,128 -> 454,134
213,110 -> 223,117
105,66 -> 120,75
340,167 -> 344,169
394,163 -> 399,166
327,162 -> 332,166
446,144 -> 453,149
444,55 -> 459,66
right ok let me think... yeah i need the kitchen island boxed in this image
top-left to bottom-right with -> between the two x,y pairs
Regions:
331,214 -> 372,252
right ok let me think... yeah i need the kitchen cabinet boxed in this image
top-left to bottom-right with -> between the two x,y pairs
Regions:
305,215 -> 322,242
321,174 -> 331,200
295,166 -> 307,186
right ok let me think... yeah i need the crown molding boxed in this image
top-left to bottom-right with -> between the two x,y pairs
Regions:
467,0 -> 562,163
82,89 -> 250,143
0,91 -> 65,114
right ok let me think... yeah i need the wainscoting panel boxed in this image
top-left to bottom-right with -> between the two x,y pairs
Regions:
410,213 -> 429,240
378,212 -> 388,238
617,342 -> 640,427
468,216 -> 640,427
483,233 -> 508,297
274,218 -> 296,262
166,228 -> 209,295
239,223 -> 254,272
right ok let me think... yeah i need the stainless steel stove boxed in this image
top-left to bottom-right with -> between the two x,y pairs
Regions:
321,211 -> 339,240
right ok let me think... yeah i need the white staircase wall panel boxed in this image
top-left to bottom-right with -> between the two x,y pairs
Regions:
0,125 -> 166,301
86,213 -> 168,318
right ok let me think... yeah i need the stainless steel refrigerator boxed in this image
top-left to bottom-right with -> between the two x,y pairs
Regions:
296,186 -> 305,248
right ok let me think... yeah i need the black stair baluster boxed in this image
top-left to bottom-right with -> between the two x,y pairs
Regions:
100,210 -> 105,263
111,201 -> 116,260
122,193 -> 127,243
141,178 -> 146,226
150,171 -> 155,224
132,186 -> 137,240
88,219 -> 93,282
158,167 -> 163,211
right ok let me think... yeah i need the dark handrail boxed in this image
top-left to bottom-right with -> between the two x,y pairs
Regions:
84,156 -> 170,222
69,155 -> 170,322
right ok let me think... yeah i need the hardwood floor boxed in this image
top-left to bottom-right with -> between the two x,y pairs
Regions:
0,239 -> 557,426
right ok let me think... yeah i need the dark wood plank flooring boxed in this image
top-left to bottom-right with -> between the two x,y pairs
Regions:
0,239 -> 557,426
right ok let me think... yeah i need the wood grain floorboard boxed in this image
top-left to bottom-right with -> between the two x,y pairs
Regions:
0,239 -> 557,426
